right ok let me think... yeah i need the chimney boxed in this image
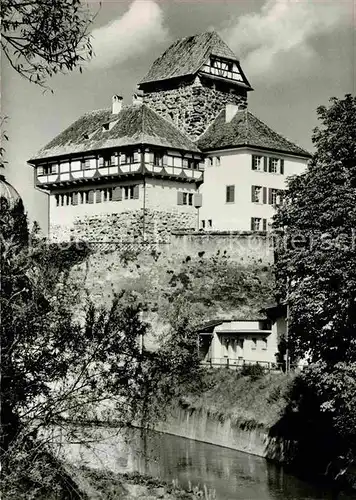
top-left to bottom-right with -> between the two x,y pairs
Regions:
225,104 -> 240,123
112,95 -> 123,114
132,90 -> 143,105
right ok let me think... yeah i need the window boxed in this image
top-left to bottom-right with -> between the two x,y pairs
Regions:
178,192 -> 194,206
81,158 -> 91,170
79,191 -> 89,204
215,157 -> 221,167
99,154 -> 111,167
226,185 -> 235,203
122,152 -> 134,164
102,188 -> 113,202
269,158 -> 279,173
252,155 -> 263,171
188,159 -> 199,170
102,122 -> 110,131
104,156 -> 111,167
201,220 -> 206,229
251,217 -> 261,231
251,338 -> 257,350
56,193 -> 73,206
124,186 -> 134,200
252,185 -> 262,203
40,164 -> 57,175
154,152 -> 164,167
269,188 -> 278,205
208,219 -> 213,228
208,158 -> 213,167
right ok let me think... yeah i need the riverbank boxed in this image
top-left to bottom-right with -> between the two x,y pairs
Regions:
66,466 -> 216,500
152,368 -> 356,491
153,369 -> 296,462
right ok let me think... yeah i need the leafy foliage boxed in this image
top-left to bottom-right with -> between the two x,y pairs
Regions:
1,0 -> 94,87
274,94 -> 356,364
240,363 -> 265,380
302,362 -> 356,450
0,199 -> 201,496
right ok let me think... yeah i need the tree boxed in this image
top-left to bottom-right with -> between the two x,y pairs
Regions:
273,94 -> 356,364
0,198 -> 201,497
1,0 -> 94,87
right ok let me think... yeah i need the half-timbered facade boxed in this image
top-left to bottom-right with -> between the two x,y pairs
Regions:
28,30 -> 310,242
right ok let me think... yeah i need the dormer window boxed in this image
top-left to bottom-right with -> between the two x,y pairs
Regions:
211,56 -> 233,77
102,123 -> 110,132
202,56 -> 244,82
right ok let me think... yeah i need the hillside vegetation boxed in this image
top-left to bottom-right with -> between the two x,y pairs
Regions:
81,248 -> 274,343
184,368 -> 295,429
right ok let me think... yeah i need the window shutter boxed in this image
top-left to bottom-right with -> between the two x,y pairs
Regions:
88,190 -> 94,204
112,186 -> 122,201
263,219 -> 267,231
250,218 -> 254,231
252,155 -> 256,170
96,190 -> 102,203
280,159 -> 284,175
251,185 -> 255,202
263,187 -> 267,204
268,188 -> 273,205
133,185 -> 139,199
177,192 -> 184,205
194,193 -> 202,208
279,190 -> 284,204
263,157 -> 268,172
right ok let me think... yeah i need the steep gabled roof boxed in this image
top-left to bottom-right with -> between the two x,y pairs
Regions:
30,104 -> 200,161
139,31 -> 243,85
197,109 -> 311,158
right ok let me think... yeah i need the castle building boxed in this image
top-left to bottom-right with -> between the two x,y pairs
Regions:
28,31 -> 310,242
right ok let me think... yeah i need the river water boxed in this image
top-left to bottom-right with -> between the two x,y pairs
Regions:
62,427 -> 356,500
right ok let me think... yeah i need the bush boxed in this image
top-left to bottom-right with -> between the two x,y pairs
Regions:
241,363 -> 265,380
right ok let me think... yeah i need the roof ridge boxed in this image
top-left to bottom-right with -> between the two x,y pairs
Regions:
84,108 -> 110,115
248,111 -> 310,154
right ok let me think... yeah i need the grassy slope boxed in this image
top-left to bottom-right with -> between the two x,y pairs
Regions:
184,369 -> 296,429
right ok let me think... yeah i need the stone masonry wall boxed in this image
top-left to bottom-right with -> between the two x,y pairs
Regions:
143,78 -> 247,140
50,208 -> 197,243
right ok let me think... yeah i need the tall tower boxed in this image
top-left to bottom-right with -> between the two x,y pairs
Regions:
138,31 -> 252,141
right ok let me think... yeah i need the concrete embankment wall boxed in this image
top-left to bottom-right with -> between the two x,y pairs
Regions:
153,406 -> 295,463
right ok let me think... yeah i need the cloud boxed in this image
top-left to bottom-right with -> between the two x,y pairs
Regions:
90,0 -> 169,69
221,0 -> 349,81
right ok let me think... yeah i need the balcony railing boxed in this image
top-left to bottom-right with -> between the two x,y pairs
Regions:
36,160 -> 203,188
201,358 -> 284,372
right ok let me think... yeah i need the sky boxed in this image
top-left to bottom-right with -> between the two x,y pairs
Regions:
2,0 -> 355,232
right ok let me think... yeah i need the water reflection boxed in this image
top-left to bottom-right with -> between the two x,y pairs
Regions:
63,427 -> 356,500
